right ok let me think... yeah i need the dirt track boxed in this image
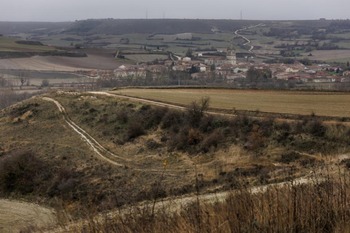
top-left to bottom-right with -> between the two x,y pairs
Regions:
0,199 -> 56,233
51,174 -> 326,232
90,91 -> 350,127
42,97 -> 125,167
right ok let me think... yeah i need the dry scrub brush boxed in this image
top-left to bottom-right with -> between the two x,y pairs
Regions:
61,169 -> 349,233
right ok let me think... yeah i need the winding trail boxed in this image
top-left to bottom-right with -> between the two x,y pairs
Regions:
234,23 -> 265,52
42,97 -> 126,167
39,92 -> 347,232
42,96 -> 191,174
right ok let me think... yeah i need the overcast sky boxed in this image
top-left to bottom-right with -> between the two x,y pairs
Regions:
1,0 -> 349,22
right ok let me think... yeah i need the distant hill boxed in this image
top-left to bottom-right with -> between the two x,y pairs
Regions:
63,19 -> 264,35
0,21 -> 72,35
0,19 -> 342,37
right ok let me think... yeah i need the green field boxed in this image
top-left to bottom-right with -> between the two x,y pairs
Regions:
113,88 -> 350,117
0,37 -> 56,52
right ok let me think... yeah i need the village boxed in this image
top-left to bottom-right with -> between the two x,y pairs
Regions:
81,47 -> 350,90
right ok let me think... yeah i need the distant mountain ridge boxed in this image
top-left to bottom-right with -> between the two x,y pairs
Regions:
0,18 -> 341,37
0,21 -> 71,35
63,19 -> 263,35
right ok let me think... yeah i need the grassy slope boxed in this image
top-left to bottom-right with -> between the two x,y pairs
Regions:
1,91 -> 349,225
0,97 -> 174,211
0,94 -> 200,211
0,37 -> 56,52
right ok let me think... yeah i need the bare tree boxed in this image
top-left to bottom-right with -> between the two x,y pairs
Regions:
186,97 -> 210,126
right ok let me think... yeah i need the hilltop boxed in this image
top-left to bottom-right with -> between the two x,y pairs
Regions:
1,91 -> 349,205
0,19 -> 336,36
0,91 -> 349,231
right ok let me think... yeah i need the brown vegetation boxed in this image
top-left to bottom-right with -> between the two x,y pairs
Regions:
1,92 -> 350,231
61,170 -> 350,233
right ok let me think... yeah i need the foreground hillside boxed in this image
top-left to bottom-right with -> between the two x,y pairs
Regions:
0,91 -> 349,231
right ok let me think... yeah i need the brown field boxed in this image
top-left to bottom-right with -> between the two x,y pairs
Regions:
113,88 -> 350,117
0,48 -> 123,71
124,54 -> 168,63
0,54 -> 121,71
302,49 -> 350,61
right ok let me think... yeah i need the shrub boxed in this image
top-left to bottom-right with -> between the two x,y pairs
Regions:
186,97 -> 210,127
278,151 -> 301,164
125,121 -> 145,141
340,159 -> 350,169
47,168 -> 79,199
303,119 -> 326,137
0,151 -> 48,195
244,125 -> 267,152
141,106 -> 168,129
187,128 -> 203,145
168,127 -> 190,151
115,108 -> 129,124
161,109 -> 183,130
146,139 -> 161,150
199,130 -> 224,153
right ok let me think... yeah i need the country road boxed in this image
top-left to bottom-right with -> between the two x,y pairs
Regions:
234,23 -> 265,52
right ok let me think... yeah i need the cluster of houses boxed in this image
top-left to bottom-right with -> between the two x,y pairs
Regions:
272,63 -> 350,83
82,48 -> 350,85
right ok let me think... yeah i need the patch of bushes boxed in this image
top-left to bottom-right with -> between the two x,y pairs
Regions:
0,151 -> 50,195
278,151 -> 301,164
69,95 -> 350,156
303,119 -> 326,137
125,121 -> 145,141
341,159 -> 350,169
199,130 -> 224,153
47,168 -> 80,200
146,139 -> 161,150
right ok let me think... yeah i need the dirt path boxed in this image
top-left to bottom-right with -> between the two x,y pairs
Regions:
51,174 -> 325,232
89,91 -> 234,118
42,96 -> 186,173
0,199 -> 56,233
90,91 -> 350,127
42,97 -> 126,167
234,23 -> 265,52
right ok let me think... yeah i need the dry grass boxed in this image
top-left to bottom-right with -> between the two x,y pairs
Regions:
0,199 -> 56,233
113,88 -> 350,118
59,169 -> 350,233
1,91 -> 350,231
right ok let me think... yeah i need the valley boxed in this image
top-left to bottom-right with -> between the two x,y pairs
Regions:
0,18 -> 350,232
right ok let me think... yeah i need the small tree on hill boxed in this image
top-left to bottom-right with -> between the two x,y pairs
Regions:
186,97 -> 210,127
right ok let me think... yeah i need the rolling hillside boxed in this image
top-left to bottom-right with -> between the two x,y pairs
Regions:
0,91 -> 349,231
